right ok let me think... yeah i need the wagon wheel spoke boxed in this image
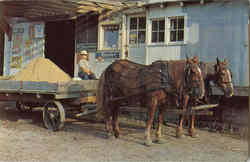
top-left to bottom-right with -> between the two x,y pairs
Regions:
43,101 -> 65,131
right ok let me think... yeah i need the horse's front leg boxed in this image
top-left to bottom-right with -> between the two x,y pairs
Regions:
155,105 -> 167,144
188,115 -> 199,138
144,98 -> 157,146
176,95 -> 189,138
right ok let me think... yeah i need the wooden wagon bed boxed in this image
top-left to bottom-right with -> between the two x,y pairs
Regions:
0,80 -> 99,131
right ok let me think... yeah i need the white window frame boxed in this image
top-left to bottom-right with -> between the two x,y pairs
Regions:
150,18 -> 166,45
166,15 -> 187,45
98,23 -> 120,51
127,15 -> 146,46
148,15 -> 187,46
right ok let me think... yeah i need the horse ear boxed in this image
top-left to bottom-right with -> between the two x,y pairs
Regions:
216,57 -> 220,65
186,55 -> 192,64
224,58 -> 228,65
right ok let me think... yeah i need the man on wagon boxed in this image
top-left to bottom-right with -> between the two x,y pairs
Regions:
77,50 -> 97,80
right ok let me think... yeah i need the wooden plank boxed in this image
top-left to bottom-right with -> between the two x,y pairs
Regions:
191,104 -> 218,111
0,80 -> 58,93
0,93 -> 54,103
56,80 -> 98,93
166,109 -> 213,116
54,93 -> 81,99
0,80 -> 98,95
120,106 -> 213,116
75,109 -> 97,117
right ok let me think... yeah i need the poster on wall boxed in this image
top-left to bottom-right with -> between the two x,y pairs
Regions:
12,28 -> 24,55
34,24 -> 44,38
10,56 -> 22,69
3,22 -> 45,76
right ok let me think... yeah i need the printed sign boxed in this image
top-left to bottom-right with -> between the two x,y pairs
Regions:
34,24 -> 44,38
95,52 -> 120,61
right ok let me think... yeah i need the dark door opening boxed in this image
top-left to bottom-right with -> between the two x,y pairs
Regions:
45,20 -> 75,77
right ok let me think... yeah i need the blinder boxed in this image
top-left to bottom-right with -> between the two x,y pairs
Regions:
184,63 -> 204,97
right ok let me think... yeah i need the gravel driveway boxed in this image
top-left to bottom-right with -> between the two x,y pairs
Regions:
0,101 -> 247,161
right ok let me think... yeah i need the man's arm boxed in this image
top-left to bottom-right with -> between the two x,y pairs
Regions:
79,60 -> 92,75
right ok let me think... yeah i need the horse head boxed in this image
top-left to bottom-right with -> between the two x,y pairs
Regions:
184,56 -> 205,99
214,57 -> 234,97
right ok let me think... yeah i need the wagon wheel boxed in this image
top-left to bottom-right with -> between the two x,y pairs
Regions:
43,101 -> 65,131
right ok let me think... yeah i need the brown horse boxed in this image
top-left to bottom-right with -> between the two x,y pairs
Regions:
177,57 -> 234,138
96,56 -> 205,146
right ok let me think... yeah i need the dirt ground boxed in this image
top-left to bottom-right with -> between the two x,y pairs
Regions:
0,101 -> 247,161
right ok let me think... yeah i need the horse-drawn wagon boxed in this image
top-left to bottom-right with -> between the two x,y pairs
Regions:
0,79 -> 98,131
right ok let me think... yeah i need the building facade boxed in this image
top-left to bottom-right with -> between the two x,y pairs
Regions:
76,0 -> 248,87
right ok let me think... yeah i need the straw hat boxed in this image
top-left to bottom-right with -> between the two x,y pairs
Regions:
79,50 -> 88,55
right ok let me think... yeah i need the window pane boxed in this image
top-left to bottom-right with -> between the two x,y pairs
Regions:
129,31 -> 137,44
159,32 -> 164,42
104,29 -> 119,49
152,20 -> 158,31
170,31 -> 176,42
152,32 -> 158,43
177,30 -> 184,41
130,17 -> 137,30
178,17 -> 184,29
170,19 -> 177,30
138,31 -> 145,43
139,17 -> 146,29
159,20 -> 165,30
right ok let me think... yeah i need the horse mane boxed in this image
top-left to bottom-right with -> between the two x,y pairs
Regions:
199,61 -> 216,78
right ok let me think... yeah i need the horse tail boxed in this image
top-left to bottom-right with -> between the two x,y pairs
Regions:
96,70 -> 107,121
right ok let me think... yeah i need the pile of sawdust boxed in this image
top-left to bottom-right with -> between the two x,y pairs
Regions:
11,57 -> 72,83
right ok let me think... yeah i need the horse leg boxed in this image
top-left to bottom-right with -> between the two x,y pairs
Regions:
176,95 -> 190,138
144,98 -> 157,146
188,115 -> 199,138
112,106 -> 120,138
105,106 -> 114,139
155,106 -> 167,144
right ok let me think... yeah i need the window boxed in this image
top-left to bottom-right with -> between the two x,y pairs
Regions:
102,24 -> 119,50
76,15 -> 98,44
151,19 -> 165,43
129,17 -> 146,44
169,16 -> 184,42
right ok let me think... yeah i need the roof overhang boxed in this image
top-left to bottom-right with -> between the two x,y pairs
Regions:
0,0 -> 142,40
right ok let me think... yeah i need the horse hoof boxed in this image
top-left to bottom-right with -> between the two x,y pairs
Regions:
106,133 -> 115,139
189,129 -> 199,138
176,134 -> 185,138
190,133 -> 199,138
144,139 -> 153,147
114,132 -> 120,138
176,129 -> 185,138
155,138 -> 165,144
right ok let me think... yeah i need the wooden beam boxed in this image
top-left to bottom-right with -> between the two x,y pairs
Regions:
1,1 -> 78,13
77,5 -> 102,12
76,0 -> 123,7
26,14 -> 75,22
0,16 -> 11,41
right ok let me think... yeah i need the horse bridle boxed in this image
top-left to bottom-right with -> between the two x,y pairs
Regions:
184,63 -> 202,90
214,65 -> 233,85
